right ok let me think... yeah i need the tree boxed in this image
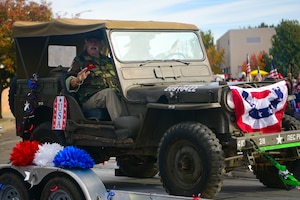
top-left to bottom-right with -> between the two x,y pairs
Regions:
257,51 -> 268,70
201,30 -> 214,49
206,45 -> 224,74
0,0 -> 53,118
200,30 -> 224,74
270,19 -> 300,77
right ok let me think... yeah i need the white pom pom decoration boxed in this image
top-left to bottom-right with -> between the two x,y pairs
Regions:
33,143 -> 64,167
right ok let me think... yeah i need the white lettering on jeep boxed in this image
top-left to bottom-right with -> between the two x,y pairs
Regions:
286,134 -> 300,141
164,85 -> 198,93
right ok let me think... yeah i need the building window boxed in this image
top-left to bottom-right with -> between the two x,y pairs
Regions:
246,37 -> 260,44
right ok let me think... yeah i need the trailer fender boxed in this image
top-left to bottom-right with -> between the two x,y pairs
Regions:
0,164 -> 107,200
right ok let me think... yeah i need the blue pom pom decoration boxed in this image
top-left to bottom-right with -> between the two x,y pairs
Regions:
27,79 -> 38,89
53,146 -> 95,169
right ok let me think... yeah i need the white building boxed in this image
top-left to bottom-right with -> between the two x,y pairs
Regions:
216,28 -> 275,78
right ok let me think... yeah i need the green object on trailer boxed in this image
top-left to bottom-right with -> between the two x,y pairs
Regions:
258,142 -> 300,152
254,141 -> 300,187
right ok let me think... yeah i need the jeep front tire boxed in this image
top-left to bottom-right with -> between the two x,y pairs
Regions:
158,122 -> 225,199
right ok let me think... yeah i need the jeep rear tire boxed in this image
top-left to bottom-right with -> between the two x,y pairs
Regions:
158,122 -> 225,199
31,122 -> 66,145
117,155 -> 158,178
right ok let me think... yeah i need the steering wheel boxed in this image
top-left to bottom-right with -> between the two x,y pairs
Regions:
163,52 -> 186,59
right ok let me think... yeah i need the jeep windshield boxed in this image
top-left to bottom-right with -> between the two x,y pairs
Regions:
110,31 -> 204,62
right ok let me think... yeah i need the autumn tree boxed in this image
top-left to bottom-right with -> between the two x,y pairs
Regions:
200,30 -> 224,74
257,51 -> 268,70
270,19 -> 300,77
0,0 -> 53,118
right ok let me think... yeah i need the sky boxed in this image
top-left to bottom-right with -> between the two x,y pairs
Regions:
48,0 -> 300,42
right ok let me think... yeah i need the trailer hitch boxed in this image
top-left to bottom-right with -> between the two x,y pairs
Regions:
250,139 -> 300,190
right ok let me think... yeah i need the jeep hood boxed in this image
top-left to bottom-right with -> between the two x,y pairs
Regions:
126,82 -> 222,104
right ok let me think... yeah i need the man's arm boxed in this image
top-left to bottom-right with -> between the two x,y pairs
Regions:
66,58 -> 90,91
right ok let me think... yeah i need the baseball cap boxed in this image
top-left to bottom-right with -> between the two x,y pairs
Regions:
85,34 -> 100,41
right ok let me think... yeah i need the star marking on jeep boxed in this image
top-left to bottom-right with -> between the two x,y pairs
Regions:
276,134 -> 283,144
24,100 -> 30,111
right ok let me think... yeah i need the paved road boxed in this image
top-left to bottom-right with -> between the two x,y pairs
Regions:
93,166 -> 300,200
0,117 -> 21,164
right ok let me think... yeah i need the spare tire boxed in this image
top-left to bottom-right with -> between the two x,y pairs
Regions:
8,75 -> 17,117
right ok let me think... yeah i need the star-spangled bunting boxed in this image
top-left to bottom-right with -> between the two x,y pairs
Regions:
229,81 -> 288,134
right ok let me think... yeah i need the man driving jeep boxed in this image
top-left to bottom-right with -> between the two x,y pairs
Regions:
65,34 -> 124,120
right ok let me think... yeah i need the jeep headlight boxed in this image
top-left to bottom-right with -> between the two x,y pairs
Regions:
226,90 -> 235,110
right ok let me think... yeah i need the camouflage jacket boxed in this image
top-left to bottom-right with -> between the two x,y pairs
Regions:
67,51 -> 118,104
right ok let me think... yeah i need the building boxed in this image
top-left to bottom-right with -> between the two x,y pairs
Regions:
216,27 -> 275,79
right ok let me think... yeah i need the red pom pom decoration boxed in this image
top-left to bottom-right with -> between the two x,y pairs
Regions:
10,141 -> 40,166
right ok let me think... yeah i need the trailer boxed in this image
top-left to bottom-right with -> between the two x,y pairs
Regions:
0,164 -> 199,200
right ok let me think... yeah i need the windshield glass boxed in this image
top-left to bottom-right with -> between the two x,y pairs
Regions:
111,31 -> 204,62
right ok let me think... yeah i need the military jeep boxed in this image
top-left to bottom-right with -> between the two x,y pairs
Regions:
10,18 -> 300,199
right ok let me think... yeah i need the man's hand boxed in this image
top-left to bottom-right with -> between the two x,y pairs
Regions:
77,67 -> 90,83
71,67 -> 90,87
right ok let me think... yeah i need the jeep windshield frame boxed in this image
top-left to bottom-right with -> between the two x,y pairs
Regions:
110,31 -> 204,62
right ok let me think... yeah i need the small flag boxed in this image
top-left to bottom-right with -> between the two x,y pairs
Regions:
246,54 -> 252,82
268,60 -> 279,80
246,54 -> 251,74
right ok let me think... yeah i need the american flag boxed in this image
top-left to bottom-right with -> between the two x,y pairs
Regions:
246,54 -> 251,74
268,60 -> 279,80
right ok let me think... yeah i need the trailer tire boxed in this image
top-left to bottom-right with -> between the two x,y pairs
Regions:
117,156 -> 158,178
32,122 -> 66,145
41,176 -> 85,200
0,171 -> 32,200
158,122 -> 225,199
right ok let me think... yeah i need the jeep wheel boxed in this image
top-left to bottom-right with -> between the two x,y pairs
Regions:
158,122 -> 225,199
254,159 -> 300,189
32,122 -> 66,145
117,156 -> 158,178
253,115 -> 300,189
281,114 -> 300,131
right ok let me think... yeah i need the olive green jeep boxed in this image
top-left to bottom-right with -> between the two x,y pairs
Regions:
10,18 -> 300,199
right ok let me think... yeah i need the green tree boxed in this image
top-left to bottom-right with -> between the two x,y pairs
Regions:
0,0 -> 53,118
269,19 -> 300,77
200,30 -> 224,74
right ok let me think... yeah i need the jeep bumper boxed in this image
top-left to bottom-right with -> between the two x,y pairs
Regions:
236,130 -> 300,151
